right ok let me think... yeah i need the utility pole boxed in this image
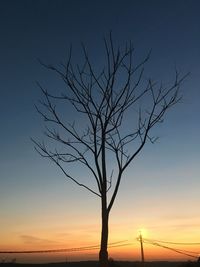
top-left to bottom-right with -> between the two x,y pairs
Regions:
139,231 -> 145,267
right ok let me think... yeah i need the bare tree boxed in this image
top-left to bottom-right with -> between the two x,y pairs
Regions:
32,34 -> 188,267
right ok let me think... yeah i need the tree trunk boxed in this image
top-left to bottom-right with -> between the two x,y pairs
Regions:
99,197 -> 109,267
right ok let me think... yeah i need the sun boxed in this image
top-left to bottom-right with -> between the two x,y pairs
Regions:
138,228 -> 148,239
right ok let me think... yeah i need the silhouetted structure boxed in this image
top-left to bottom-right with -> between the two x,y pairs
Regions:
33,33 -> 188,267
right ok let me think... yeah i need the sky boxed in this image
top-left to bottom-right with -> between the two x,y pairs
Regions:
0,0 -> 200,263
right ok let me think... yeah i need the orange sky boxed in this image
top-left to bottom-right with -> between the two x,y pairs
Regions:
1,165 -> 200,263
1,171 -> 200,263
1,214 -> 200,263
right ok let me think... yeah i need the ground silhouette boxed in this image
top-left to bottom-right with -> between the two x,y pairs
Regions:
1,261 -> 200,267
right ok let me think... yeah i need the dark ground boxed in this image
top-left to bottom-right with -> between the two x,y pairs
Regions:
0,261 -> 200,267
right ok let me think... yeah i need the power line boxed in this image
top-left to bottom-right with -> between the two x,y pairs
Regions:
143,239 -> 199,259
173,248 -> 199,256
0,240 -> 129,254
1,236 -> 199,259
143,238 -> 200,246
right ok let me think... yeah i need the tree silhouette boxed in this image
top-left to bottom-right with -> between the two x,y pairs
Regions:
32,34 -> 188,267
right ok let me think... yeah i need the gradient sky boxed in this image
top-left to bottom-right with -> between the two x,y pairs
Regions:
0,0 -> 200,263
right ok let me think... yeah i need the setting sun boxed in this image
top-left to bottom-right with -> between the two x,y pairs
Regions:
138,228 -> 149,239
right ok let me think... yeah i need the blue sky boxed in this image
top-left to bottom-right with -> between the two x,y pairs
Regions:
0,0 -> 200,262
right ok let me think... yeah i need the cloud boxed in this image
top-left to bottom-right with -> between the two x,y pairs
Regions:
20,235 -> 58,245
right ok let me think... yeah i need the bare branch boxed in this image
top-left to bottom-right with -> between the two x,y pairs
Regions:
34,34 -> 188,215
31,138 -> 101,197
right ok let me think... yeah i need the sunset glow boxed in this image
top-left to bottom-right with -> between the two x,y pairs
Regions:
1,213 -> 200,262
